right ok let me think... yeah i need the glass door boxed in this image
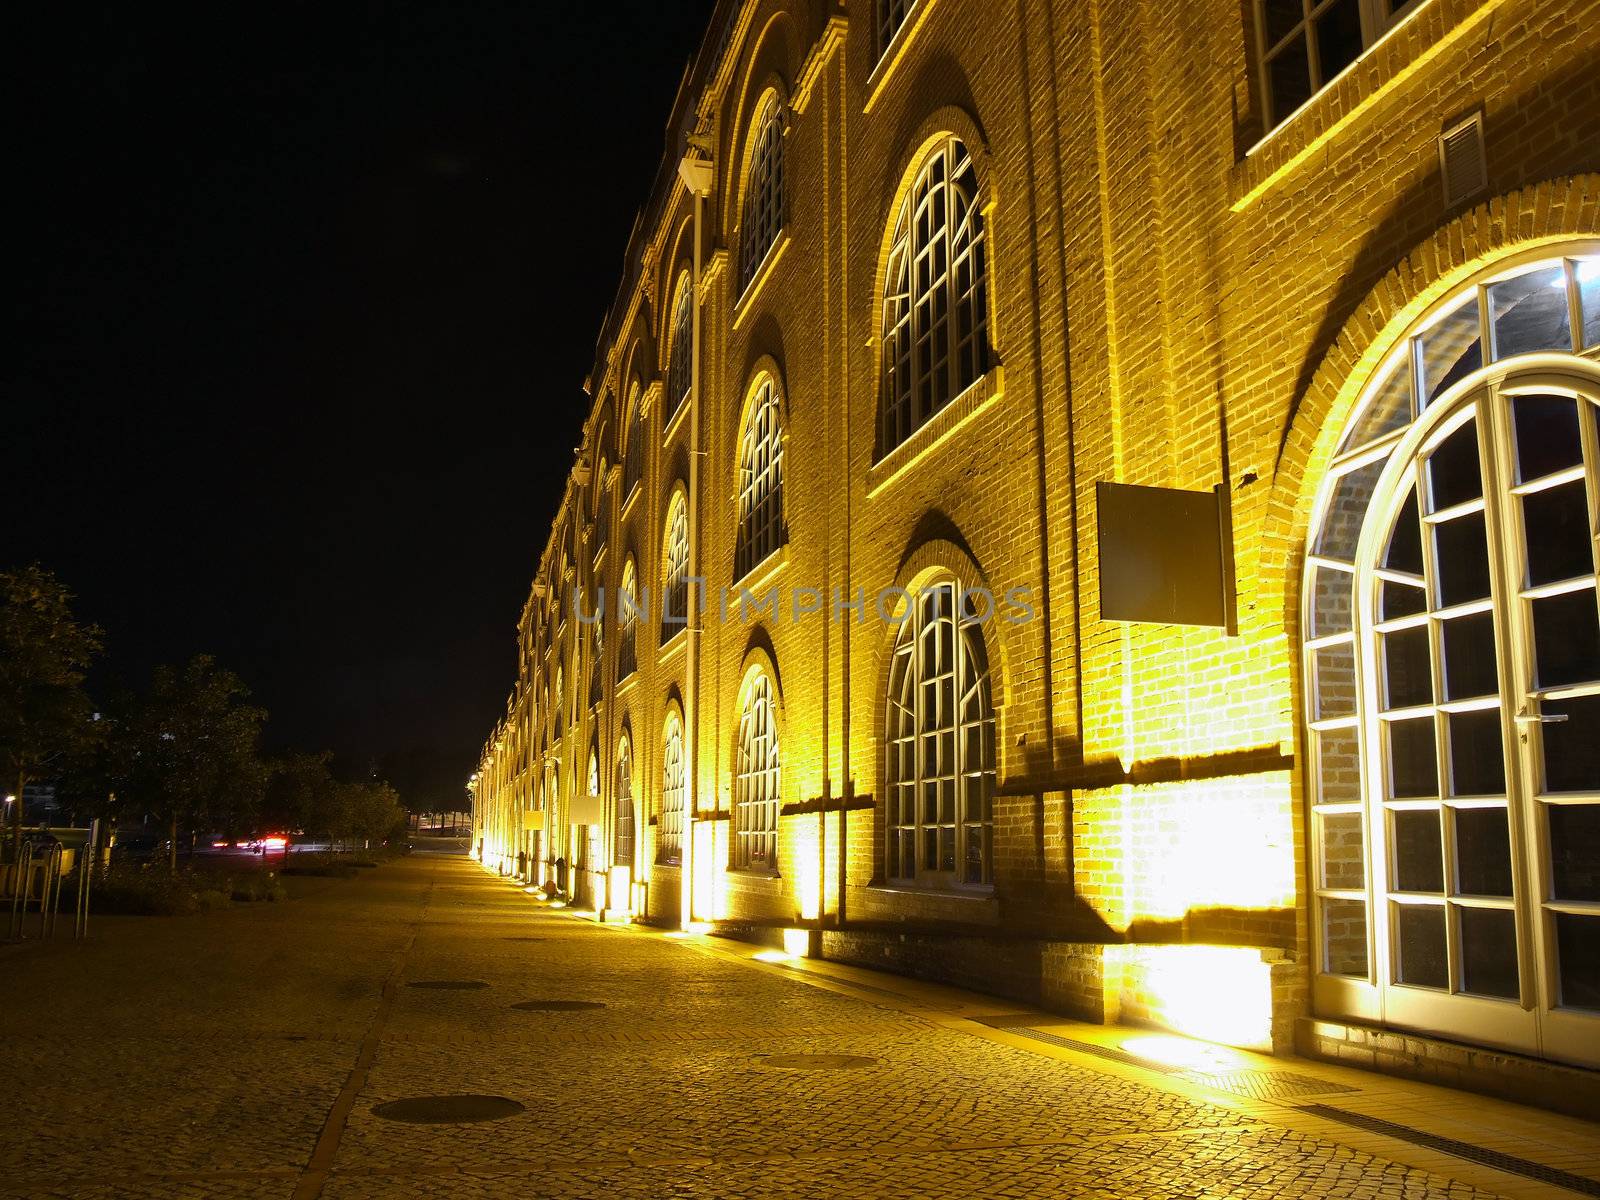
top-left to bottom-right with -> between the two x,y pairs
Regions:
1498,383 -> 1600,1066
1367,397 -> 1537,1054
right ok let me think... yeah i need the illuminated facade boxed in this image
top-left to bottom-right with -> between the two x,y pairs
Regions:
473,0 -> 1600,1090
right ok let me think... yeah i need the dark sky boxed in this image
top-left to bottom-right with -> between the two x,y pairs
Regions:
8,1 -> 716,802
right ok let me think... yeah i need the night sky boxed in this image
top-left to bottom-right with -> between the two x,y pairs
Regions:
8,2 -> 716,802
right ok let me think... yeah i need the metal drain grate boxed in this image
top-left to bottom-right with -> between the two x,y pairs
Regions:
511,999 -> 605,1011
1300,1104 -> 1600,1197
406,980 -> 489,990
1179,1070 -> 1358,1101
372,1095 -> 525,1124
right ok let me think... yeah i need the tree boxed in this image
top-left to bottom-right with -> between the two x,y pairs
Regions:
348,780 -> 406,850
263,750 -> 338,855
113,655 -> 267,869
0,566 -> 103,859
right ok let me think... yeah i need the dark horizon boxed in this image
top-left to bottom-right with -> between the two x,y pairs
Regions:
7,2 -> 716,800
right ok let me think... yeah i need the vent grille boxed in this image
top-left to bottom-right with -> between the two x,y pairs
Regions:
1439,114 -> 1487,206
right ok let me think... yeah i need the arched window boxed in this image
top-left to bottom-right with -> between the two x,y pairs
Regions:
554,664 -> 565,736
734,668 -> 780,870
592,458 -> 610,557
739,93 -> 784,291
885,581 -> 995,886
623,384 -> 644,499
617,556 -> 639,681
735,376 -> 785,580
879,136 -> 990,457
614,731 -> 634,867
1303,251 -> 1600,1068
877,0 -> 915,53
661,490 -> 689,643
667,275 -> 693,421
587,601 -> 604,710
660,710 -> 685,864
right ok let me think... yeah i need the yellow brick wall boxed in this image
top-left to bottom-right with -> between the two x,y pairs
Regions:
470,0 -> 1600,1026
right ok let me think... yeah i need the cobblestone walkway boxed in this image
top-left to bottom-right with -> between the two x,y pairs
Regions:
0,855 -> 1577,1198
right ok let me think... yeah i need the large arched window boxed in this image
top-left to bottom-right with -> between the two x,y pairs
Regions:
739,93 -> 784,291
667,275 -> 693,422
733,667 -> 780,870
660,710 -> 685,864
553,664 -> 565,736
1304,251 -> 1600,1068
592,458 -> 610,557
587,601 -> 604,710
661,490 -> 689,643
622,384 -> 644,500
617,556 -> 639,681
885,580 -> 996,886
879,136 -> 990,457
735,375 -> 785,580
614,731 -> 634,868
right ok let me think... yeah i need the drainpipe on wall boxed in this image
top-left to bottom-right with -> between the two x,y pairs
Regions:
678,148 -> 715,931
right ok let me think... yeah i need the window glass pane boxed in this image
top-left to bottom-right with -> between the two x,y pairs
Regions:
1315,640 -> 1357,719
1448,710 -> 1505,797
1396,905 -> 1448,988
1314,459 -> 1384,561
1384,488 -> 1424,575
1513,393 -> 1582,483
1549,803 -> 1600,901
1317,727 -> 1362,805
1541,694 -> 1600,792
1555,912 -> 1600,1011
1489,266 -> 1573,360
1323,897 -> 1369,976
1389,718 -> 1438,798
1339,362 -> 1413,456
1434,512 -> 1492,607
1314,0 -> 1363,83
1267,35 -> 1313,122
1531,588 -> 1600,688
1382,625 -> 1432,710
1441,611 -> 1498,700
1393,808 -> 1444,892
1456,806 -> 1513,895
1578,259 -> 1600,351
1523,482 -> 1593,588
1382,579 -> 1428,621
1425,419 -> 1482,512
1418,295 -> 1483,406
1309,564 -> 1355,636
1459,906 -> 1519,999
1261,0 -> 1303,46
1320,810 -> 1365,889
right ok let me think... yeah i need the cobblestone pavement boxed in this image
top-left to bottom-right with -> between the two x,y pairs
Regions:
0,855 -> 1566,1198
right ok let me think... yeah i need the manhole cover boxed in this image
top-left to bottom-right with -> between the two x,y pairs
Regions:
372,1095 -> 525,1124
406,980 -> 489,990
758,1054 -> 878,1071
511,999 -> 605,1011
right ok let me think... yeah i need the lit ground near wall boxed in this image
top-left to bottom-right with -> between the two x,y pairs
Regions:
0,854 -> 1594,1199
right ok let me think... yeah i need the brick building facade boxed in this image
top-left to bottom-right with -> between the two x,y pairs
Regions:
471,0 -> 1600,1087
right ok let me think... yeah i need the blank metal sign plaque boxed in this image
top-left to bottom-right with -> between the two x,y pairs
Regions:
1096,481 -> 1235,629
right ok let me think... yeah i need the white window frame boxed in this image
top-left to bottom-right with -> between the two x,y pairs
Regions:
660,711 -> 685,864
885,581 -> 996,888
661,491 -> 689,643
735,376 -> 785,581
622,383 -> 645,500
879,136 -> 990,458
734,669 -> 780,871
614,732 -> 634,868
739,93 -> 785,291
